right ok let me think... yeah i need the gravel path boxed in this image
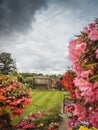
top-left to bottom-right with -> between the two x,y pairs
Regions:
58,115 -> 68,130
58,104 -> 70,130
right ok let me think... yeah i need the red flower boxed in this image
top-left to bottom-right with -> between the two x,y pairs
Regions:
62,70 -> 76,98
0,75 -> 32,117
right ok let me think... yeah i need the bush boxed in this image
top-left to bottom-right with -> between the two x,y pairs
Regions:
0,75 -> 32,129
68,19 -> 98,129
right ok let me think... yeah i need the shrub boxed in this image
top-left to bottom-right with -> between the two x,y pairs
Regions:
0,75 -> 32,129
68,19 -> 98,129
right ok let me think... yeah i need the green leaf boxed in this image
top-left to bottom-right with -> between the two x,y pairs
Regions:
89,75 -> 98,81
83,62 -> 98,68
92,41 -> 98,50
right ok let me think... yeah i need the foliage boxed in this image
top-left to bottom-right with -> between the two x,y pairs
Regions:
0,108 -> 15,130
26,77 -> 37,89
32,78 -> 37,89
0,52 -> 16,74
68,19 -> 98,129
35,109 -> 62,126
18,74 -> 37,89
55,77 -> 63,90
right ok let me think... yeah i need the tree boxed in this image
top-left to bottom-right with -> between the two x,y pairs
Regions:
0,52 -> 16,74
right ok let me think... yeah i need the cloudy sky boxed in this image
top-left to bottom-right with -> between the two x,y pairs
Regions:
0,0 -> 98,74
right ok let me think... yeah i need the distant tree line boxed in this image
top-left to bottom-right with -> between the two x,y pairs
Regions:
0,52 -> 64,90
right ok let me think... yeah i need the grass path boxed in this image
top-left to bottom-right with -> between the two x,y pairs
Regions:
12,90 -> 67,125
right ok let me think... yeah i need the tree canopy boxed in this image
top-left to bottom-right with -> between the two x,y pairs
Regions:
0,52 -> 16,74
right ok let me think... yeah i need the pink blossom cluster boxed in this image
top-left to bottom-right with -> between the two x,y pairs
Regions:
83,22 -> 98,41
74,104 -> 87,121
69,39 -> 86,74
68,19 -> 98,128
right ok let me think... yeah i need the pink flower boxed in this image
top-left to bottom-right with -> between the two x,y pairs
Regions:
68,119 -> 78,128
89,23 -> 96,30
88,111 -> 98,128
75,89 -> 82,99
74,77 -> 93,96
88,29 -> 98,41
95,89 -> 98,102
73,63 -> 82,75
69,38 -> 83,47
93,82 -> 98,89
95,48 -> 98,59
69,42 -> 86,75
69,41 -> 86,61
74,104 -> 87,121
69,40 -> 86,63
85,91 -> 96,103
80,70 -> 91,78
68,40 -> 79,63
82,23 -> 95,34
18,120 -> 27,127
79,42 -> 87,50
83,26 -> 89,34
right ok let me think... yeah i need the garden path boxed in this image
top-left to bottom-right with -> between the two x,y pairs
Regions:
58,104 -> 69,130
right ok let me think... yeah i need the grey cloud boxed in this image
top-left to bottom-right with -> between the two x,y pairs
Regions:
48,0 -> 98,21
0,0 -> 98,36
49,0 -> 98,9
0,0 -> 47,36
0,0 -> 97,37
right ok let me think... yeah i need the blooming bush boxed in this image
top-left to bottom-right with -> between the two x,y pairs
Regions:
0,75 -> 32,129
62,70 -> 76,98
68,19 -> 98,129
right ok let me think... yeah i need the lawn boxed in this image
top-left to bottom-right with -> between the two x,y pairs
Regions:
12,90 -> 67,125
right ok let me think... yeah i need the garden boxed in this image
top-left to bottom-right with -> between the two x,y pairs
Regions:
0,77 -> 65,130
0,19 -> 98,130
12,90 -> 65,125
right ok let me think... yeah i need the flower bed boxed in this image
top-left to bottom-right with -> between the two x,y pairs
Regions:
17,109 -> 62,130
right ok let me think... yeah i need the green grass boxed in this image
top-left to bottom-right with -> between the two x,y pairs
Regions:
12,90 -> 68,125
